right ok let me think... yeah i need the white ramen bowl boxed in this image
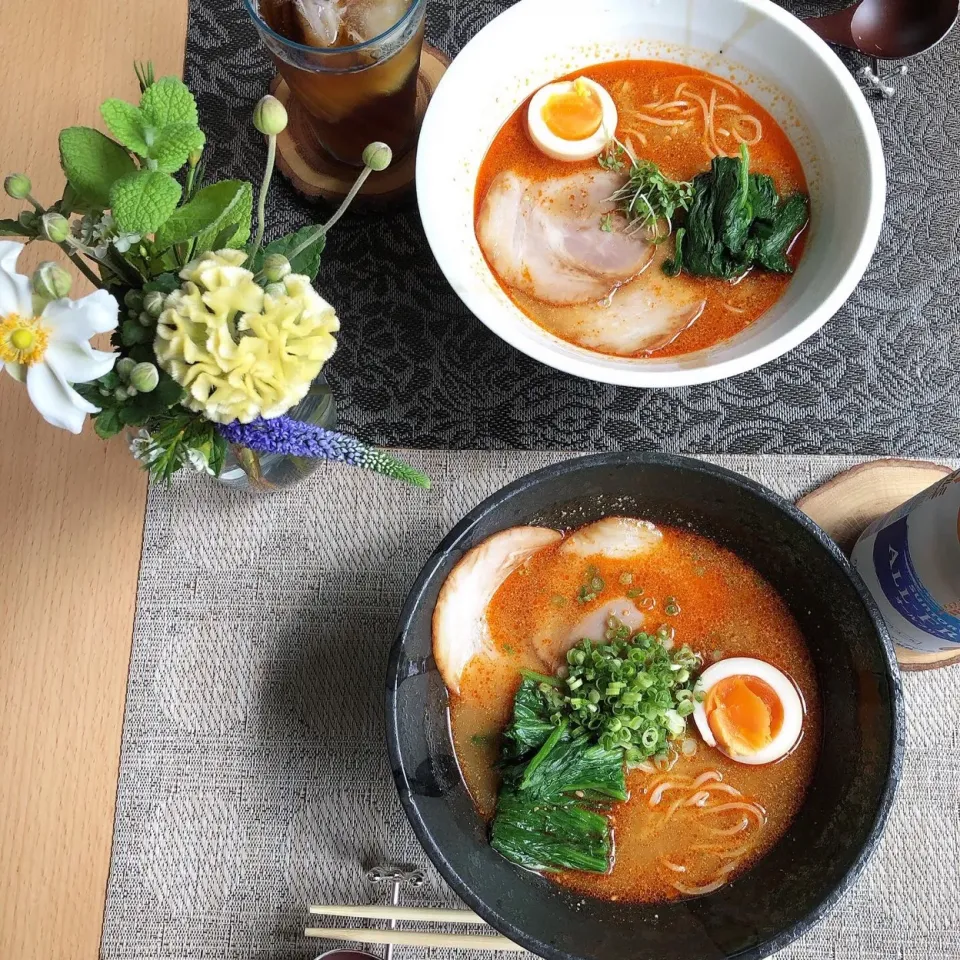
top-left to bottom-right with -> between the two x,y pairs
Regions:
416,0 -> 886,387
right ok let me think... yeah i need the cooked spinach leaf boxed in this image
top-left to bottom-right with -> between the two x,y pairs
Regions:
491,714 -> 624,873
491,791 -> 612,873
664,143 -> 808,280
753,192 -> 810,273
500,677 -> 558,761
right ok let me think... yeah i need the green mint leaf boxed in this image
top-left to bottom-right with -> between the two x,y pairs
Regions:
144,272 -> 180,296
254,225 -> 326,281
73,381 -> 105,405
196,180 -> 252,253
209,224 -> 240,251
57,182 -> 101,218
151,373 -> 185,409
100,99 -> 150,156
123,343 -> 157,364
110,170 -> 182,235
140,76 -> 199,128
0,218 -> 33,237
118,376 -> 183,424
149,124 -> 205,173
59,126 -> 136,208
153,179 -> 252,252
118,404 -> 149,427
94,408 -> 122,439
120,318 -> 152,345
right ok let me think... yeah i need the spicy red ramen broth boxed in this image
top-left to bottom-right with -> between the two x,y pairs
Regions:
474,61 -> 809,358
448,524 -> 821,903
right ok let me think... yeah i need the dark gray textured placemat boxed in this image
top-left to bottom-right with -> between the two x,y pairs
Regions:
98,453 -> 960,960
183,1 -> 960,453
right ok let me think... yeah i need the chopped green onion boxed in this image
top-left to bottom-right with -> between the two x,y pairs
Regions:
527,617 -> 702,761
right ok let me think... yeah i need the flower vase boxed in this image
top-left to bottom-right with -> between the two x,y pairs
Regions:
217,375 -> 337,492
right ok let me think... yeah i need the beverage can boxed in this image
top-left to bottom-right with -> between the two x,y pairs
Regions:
851,469 -> 960,654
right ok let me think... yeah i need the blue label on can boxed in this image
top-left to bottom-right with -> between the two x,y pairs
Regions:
873,516 -> 960,644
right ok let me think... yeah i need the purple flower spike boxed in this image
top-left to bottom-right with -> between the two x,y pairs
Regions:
218,416 -> 431,489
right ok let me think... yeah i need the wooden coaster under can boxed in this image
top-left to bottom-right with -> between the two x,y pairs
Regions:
797,458 -> 960,672
271,43 -> 449,205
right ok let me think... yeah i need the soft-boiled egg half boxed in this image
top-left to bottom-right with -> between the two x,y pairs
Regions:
693,657 -> 803,765
527,77 -> 618,162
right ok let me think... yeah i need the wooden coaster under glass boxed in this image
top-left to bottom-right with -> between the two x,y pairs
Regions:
797,458 -> 960,672
272,43 -> 449,205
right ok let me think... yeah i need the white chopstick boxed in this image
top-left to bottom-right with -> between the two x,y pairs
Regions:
304,927 -> 525,951
308,904 -> 486,924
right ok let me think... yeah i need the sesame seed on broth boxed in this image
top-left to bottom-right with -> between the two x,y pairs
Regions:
474,60 -> 809,358
447,523 -> 821,904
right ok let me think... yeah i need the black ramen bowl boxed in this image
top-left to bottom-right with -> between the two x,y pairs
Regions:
386,453 -> 904,960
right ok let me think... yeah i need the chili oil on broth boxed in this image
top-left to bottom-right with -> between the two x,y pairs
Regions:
474,60 -> 809,359
447,523 -> 821,903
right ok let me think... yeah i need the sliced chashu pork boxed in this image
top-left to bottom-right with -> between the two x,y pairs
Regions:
531,518 -> 665,668
477,170 -> 654,305
477,169 -> 707,355
560,517 -> 663,558
512,242 -> 707,355
432,525 -> 562,693
533,596 -> 646,671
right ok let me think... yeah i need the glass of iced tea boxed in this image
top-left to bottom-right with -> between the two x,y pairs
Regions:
245,0 -> 427,166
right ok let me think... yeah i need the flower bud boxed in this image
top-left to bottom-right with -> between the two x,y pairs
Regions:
138,310 -> 154,327
130,361 -> 159,393
188,147 -> 203,167
4,173 -> 31,200
18,210 -> 39,232
253,95 -> 288,136
114,386 -> 129,402
41,212 -> 70,244
126,385 -> 139,397
143,290 -> 166,318
116,357 -> 137,381
262,253 -> 291,282
263,282 -> 287,299
31,261 -> 72,300
124,289 -> 144,311
362,141 -> 392,172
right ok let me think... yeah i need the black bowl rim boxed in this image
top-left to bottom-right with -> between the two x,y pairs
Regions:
386,451 -> 906,960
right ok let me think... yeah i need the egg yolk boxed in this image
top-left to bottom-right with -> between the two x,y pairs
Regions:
705,675 -> 785,757
541,83 -> 604,141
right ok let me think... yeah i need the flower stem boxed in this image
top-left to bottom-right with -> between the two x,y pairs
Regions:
184,162 -> 198,201
284,162 -> 373,265
321,165 -> 373,233
250,134 -> 276,262
64,236 -> 140,287
25,192 -> 45,214
58,244 -> 103,290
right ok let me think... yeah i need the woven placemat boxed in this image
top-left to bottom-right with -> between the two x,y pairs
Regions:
181,0 -> 960,454
99,452 -> 960,960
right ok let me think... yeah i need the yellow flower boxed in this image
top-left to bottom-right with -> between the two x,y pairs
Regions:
154,250 -> 339,424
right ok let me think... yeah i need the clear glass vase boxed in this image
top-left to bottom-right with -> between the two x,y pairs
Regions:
216,375 -> 337,493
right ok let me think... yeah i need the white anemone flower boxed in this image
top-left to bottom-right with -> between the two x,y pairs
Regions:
0,241 -> 118,434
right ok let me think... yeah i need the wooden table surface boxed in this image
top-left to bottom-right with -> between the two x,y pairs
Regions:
0,1 -> 188,957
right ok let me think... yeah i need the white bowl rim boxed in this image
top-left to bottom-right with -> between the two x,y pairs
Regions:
416,0 -> 887,388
